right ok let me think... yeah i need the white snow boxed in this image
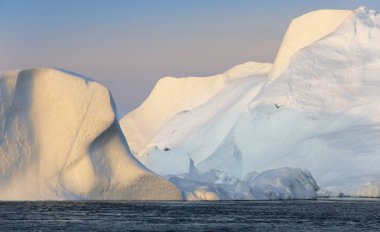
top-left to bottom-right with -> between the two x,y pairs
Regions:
121,7 -> 380,199
0,68 -> 182,200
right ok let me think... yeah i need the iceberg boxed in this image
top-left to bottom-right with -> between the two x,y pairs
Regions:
0,68 -> 182,200
121,7 -> 380,198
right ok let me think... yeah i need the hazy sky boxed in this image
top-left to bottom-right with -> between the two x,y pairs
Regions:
1,0 -> 380,116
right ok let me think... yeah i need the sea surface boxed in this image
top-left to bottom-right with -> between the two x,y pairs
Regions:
0,198 -> 379,231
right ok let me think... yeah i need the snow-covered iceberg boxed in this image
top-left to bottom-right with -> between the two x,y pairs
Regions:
121,7 -> 380,198
0,68 -> 182,200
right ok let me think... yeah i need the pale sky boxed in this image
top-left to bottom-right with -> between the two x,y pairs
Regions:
1,0 -> 380,117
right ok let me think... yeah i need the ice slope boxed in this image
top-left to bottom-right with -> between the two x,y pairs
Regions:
269,9 -> 352,78
0,68 -> 182,200
120,7 -> 380,198
121,62 -> 272,157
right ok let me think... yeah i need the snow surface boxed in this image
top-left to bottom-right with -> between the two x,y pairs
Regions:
121,7 -> 380,198
0,68 -> 182,200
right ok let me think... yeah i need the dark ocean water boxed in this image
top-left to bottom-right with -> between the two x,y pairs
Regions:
0,199 -> 379,231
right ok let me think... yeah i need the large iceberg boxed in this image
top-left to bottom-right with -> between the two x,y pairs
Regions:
121,7 -> 380,198
0,68 -> 182,200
